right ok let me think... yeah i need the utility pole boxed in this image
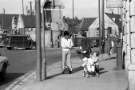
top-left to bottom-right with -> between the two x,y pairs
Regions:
98,0 -> 105,53
98,0 -> 101,54
2,8 -> 5,30
35,0 -> 42,81
30,1 -> 33,15
72,0 -> 74,19
3,8 -> 5,14
22,0 -> 24,15
41,7 -> 47,80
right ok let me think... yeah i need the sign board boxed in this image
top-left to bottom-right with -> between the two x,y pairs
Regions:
43,9 -> 64,30
106,0 -> 123,8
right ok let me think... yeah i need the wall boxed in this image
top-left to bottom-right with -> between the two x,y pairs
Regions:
123,0 -> 135,90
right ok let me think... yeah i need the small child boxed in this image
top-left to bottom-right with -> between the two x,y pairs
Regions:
91,52 -> 100,76
82,52 -> 100,77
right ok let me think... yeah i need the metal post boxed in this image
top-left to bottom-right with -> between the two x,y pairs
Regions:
41,9 -> 47,80
72,0 -> 74,19
22,0 -> 24,15
51,30 -> 53,48
35,0 -> 42,81
98,0 -> 102,54
101,0 -> 105,53
98,0 -> 105,53
103,0 -> 105,38
30,1 -> 33,15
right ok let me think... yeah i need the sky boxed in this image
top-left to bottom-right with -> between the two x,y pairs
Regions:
61,0 -> 98,18
0,0 -> 32,14
0,0 -> 98,18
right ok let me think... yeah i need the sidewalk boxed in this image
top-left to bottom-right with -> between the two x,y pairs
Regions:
6,53 -> 128,90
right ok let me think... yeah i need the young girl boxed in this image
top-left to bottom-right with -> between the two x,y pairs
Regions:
91,52 -> 100,77
82,52 -> 99,77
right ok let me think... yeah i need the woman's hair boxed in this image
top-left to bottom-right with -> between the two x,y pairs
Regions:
64,31 -> 69,36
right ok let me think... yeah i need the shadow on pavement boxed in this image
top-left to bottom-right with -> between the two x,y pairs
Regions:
99,68 -> 108,75
47,66 -> 83,79
72,66 -> 83,73
0,73 -> 24,86
104,56 -> 116,61
47,73 -> 62,80
72,66 -> 108,76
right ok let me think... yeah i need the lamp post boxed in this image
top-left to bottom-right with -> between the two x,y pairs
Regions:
35,0 -> 42,81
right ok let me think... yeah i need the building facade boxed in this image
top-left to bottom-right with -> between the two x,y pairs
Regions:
123,0 -> 135,90
88,14 -> 119,38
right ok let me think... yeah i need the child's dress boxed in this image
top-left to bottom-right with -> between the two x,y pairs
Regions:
82,57 -> 95,72
87,58 -> 95,72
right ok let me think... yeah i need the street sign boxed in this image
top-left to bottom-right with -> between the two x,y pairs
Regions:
43,9 -> 63,30
106,0 -> 123,8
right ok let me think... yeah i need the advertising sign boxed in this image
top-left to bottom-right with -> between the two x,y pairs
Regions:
106,0 -> 123,8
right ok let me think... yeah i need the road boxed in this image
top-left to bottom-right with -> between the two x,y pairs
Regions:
0,48 -> 78,90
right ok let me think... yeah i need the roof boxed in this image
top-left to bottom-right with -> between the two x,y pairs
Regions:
43,0 -> 64,8
0,14 -> 18,29
70,24 -> 81,33
68,18 -> 96,34
0,14 -> 36,29
43,0 -> 52,8
79,18 -> 96,31
106,13 -> 122,29
21,15 -> 36,28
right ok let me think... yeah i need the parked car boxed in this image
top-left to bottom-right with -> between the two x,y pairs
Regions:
5,35 -> 36,50
0,55 -> 8,81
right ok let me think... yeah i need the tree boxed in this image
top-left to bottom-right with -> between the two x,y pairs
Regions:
63,16 -> 81,33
